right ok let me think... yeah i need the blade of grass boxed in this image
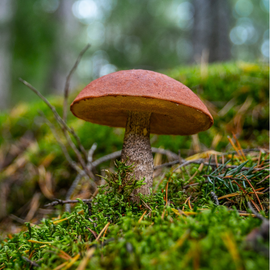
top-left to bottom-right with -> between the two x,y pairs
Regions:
96,222 -> 110,241
233,133 -> 246,161
241,174 -> 264,211
227,136 -> 241,159
138,211 -> 147,223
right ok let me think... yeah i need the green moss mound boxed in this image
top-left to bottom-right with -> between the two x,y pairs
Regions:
1,156 -> 269,269
0,201 -> 268,269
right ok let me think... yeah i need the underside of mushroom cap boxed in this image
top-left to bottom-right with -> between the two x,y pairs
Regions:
70,69 -> 213,135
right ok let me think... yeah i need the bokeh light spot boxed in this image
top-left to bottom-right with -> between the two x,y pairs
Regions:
235,18 -> 258,44
41,0 -> 59,13
72,0 -> 98,20
261,40 -> 269,58
99,64 -> 117,77
263,29 -> 269,41
261,0 -> 269,12
177,2 -> 194,29
235,0 -> 253,17
177,2 -> 194,21
87,22 -> 105,46
230,26 -> 248,45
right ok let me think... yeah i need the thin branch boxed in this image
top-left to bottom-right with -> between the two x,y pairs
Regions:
65,143 -> 97,212
183,180 -> 208,189
230,148 -> 269,154
62,44 -> 91,166
41,115 -> 96,191
154,149 -> 269,170
91,147 -> 178,168
38,104 -> 96,183
247,202 -> 267,222
154,160 -> 180,170
86,226 -> 98,239
65,172 -> 85,212
256,175 -> 270,185
45,199 -> 92,207
210,191 -> 219,205
63,44 -> 91,122
87,143 -> 98,166
141,199 -> 152,212
63,126 -> 88,170
151,147 -> 179,160
22,256 -> 40,268
172,159 -> 204,172
42,116 -> 84,174
38,110 -> 95,182
242,174 -> 264,211
9,214 -> 27,224
63,128 -> 94,179
92,150 -> 263,172
19,78 -> 88,158
156,159 -> 267,172
91,150 -> 122,168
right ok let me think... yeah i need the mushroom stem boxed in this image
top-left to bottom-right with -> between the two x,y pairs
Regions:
121,111 -> 153,202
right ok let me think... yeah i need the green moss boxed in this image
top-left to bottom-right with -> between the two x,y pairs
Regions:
0,201 -> 267,269
1,158 -> 269,269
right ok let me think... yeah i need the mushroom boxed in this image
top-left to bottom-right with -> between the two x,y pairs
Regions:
70,69 -> 213,202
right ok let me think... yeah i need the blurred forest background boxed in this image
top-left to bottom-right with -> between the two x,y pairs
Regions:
0,0 -> 269,225
0,0 -> 269,109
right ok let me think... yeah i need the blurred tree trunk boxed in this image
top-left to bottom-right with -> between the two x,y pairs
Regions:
192,0 -> 231,63
0,0 -> 14,109
48,0 -> 79,94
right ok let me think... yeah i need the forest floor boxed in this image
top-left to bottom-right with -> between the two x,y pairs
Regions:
0,61 -> 269,269
0,150 -> 269,269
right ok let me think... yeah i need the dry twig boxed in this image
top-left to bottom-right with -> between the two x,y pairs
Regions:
45,199 -> 92,207
65,143 -> 97,212
245,202 -> 269,256
157,158 -> 267,172
210,191 -> 219,205
19,78 -> 88,159
22,256 -> 40,268
91,147 -> 179,168
242,174 -> 264,211
41,116 -> 87,175
63,44 -> 91,122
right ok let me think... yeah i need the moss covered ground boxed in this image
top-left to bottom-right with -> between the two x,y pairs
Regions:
1,154 -> 269,269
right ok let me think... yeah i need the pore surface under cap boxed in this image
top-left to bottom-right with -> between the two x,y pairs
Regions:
70,69 -> 213,135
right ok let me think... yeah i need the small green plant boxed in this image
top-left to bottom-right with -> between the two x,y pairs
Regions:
100,159 -> 145,201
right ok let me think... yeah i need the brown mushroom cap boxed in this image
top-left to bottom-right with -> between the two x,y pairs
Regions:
70,69 -> 213,135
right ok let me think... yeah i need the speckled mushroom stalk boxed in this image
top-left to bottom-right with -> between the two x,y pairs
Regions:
121,111 -> 153,201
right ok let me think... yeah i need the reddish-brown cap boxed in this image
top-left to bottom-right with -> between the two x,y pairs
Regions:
70,69 -> 213,135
